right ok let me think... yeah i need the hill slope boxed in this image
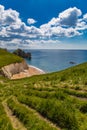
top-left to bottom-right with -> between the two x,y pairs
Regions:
0,49 -> 29,78
0,48 -> 23,68
0,53 -> 87,129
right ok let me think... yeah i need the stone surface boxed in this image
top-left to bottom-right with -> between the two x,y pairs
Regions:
0,60 -> 28,78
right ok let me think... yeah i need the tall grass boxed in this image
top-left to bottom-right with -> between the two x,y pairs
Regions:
0,103 -> 14,130
7,98 -> 58,130
18,95 -> 79,130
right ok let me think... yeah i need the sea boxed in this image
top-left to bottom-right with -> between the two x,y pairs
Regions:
24,49 -> 87,73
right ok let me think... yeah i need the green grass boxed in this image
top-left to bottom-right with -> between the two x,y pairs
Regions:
0,103 -> 14,130
1,52 -> 87,130
7,97 -> 58,130
17,94 -> 78,130
0,49 -> 23,68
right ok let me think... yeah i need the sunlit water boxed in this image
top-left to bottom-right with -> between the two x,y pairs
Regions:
25,49 -> 87,73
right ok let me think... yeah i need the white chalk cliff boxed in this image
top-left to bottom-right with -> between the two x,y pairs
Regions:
0,60 -> 28,79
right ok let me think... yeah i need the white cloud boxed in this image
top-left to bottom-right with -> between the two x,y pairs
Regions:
40,7 -> 82,28
83,14 -> 87,21
0,5 -> 87,49
0,5 -> 42,46
0,5 -> 21,27
59,7 -> 82,27
40,7 -> 87,38
27,18 -> 37,25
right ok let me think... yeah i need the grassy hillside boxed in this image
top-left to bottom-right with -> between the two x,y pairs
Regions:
0,61 -> 87,130
0,49 -> 23,68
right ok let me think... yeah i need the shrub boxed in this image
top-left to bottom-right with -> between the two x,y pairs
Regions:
60,75 -> 66,81
75,86 -> 80,90
80,103 -> 87,113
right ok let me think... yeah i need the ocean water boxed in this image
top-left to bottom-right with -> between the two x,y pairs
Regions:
25,50 -> 87,73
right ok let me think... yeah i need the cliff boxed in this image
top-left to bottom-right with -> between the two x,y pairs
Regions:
0,48 -> 23,68
13,49 -> 31,59
0,49 -> 44,79
0,60 -> 28,79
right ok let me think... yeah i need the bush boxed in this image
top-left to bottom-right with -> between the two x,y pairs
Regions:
60,75 -> 66,81
75,86 -> 80,90
80,103 -> 87,113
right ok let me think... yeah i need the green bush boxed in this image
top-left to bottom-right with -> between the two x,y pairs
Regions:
60,75 -> 66,81
80,103 -> 87,113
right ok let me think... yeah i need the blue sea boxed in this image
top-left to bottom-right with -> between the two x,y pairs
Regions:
25,49 -> 87,73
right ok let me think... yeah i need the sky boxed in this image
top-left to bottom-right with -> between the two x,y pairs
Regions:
0,0 -> 87,49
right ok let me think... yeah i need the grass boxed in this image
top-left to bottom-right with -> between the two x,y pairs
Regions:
1,50 -> 87,129
17,94 -> 78,130
7,97 -> 59,130
0,103 -> 14,130
0,48 -> 23,68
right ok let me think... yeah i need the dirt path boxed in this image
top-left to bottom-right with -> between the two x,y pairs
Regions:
2,101 -> 27,130
70,95 -> 87,101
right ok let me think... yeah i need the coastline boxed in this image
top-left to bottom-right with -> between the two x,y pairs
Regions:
29,65 -> 45,74
11,65 -> 45,80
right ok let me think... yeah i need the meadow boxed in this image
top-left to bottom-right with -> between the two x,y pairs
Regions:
0,50 -> 87,130
0,49 -> 23,68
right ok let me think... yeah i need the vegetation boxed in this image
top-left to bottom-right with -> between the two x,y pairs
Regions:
1,50 -> 87,129
13,49 -> 31,59
0,102 -> 14,130
0,48 -> 23,68
7,97 -> 58,130
17,95 -> 78,130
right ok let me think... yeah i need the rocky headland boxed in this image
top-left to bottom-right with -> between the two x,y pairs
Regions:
0,48 -> 45,79
13,49 -> 31,59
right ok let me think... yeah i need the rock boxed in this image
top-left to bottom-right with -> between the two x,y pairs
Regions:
69,61 -> 76,64
13,49 -> 31,59
0,60 -> 29,79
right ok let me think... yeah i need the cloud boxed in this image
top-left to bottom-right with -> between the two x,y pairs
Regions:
0,5 -> 41,46
40,7 -> 87,38
59,7 -> 82,27
83,14 -> 87,21
27,18 -> 37,25
0,5 -> 87,49
0,5 -> 21,27
40,7 -> 82,28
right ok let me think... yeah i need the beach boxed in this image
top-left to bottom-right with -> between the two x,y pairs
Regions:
11,65 -> 45,79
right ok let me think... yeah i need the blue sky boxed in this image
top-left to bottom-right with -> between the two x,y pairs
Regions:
0,0 -> 87,49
